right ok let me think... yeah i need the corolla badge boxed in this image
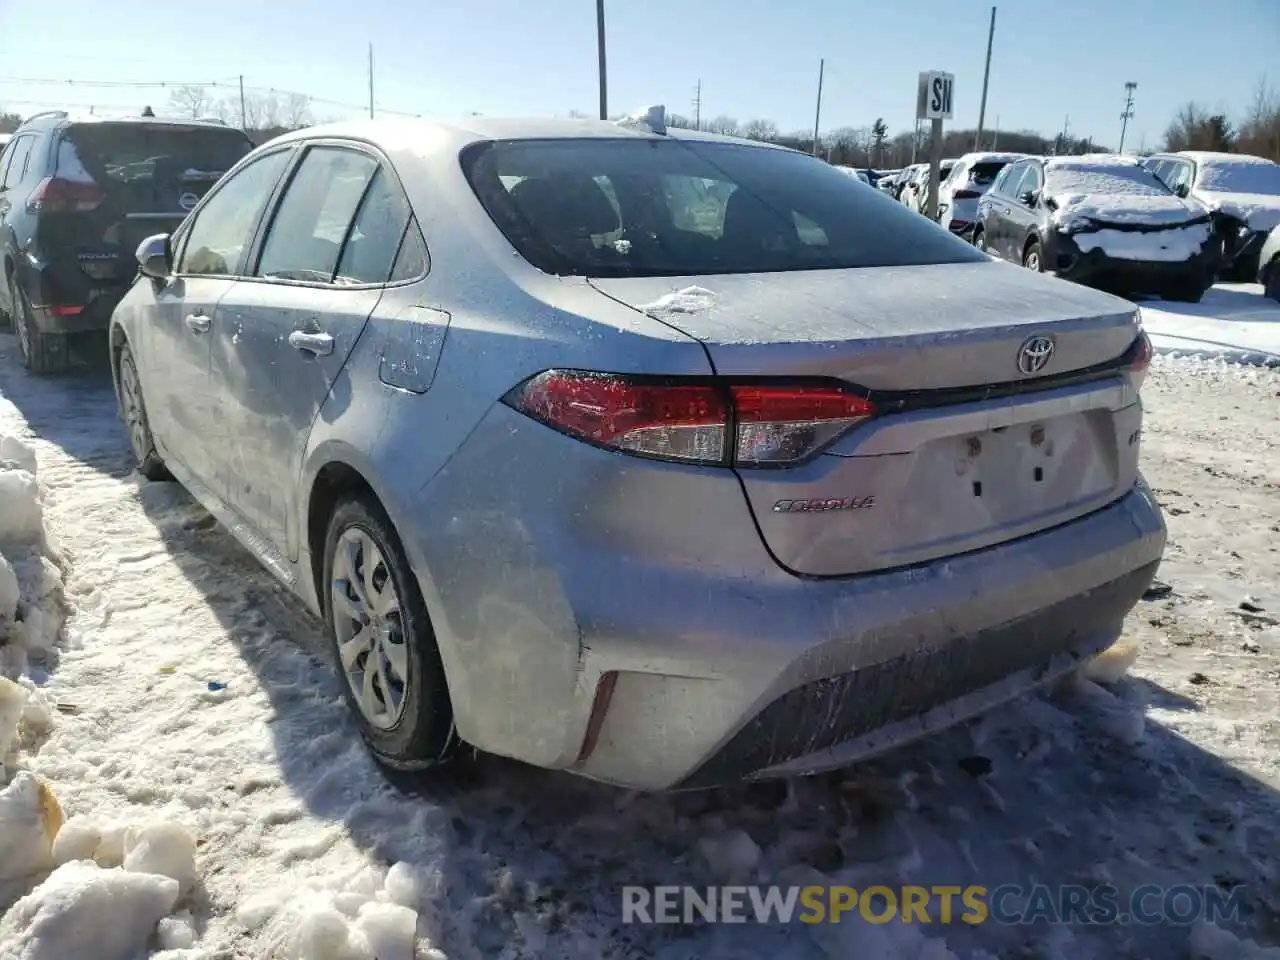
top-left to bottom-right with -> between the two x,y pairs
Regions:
178,192 -> 200,212
1017,335 -> 1055,375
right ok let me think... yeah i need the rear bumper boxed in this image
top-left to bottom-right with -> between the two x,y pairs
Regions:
409,403 -> 1166,791
16,257 -> 128,335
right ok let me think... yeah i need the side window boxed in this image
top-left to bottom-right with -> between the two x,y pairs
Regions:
333,166 -> 414,285
179,150 -> 292,277
1002,163 -> 1029,198
256,146 -> 378,283
388,218 -> 428,282
991,164 -> 1013,195
2,137 -> 33,190
1025,165 -> 1044,195
1165,161 -> 1191,192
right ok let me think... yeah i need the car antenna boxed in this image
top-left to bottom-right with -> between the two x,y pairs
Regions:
616,105 -> 666,135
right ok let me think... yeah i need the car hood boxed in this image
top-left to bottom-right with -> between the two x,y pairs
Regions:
1193,191 -> 1280,232
1049,192 -> 1207,232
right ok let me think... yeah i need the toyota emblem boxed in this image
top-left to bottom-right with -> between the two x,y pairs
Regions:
1017,335 -> 1055,375
179,192 -> 200,212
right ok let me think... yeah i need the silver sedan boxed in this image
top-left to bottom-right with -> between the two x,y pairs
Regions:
109,112 -> 1165,790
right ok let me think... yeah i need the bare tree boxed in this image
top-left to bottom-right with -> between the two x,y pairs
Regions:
168,85 -> 210,119
704,115 -> 739,136
741,119 -> 778,141
283,93 -> 313,130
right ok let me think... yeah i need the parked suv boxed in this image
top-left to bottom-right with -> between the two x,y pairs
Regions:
1141,151 -> 1280,282
0,111 -> 253,372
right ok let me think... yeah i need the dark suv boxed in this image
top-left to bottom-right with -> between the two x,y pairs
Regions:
0,111 -> 253,372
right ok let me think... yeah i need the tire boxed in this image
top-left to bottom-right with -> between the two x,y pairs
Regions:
972,227 -> 987,251
14,284 -> 69,375
116,342 -> 171,481
1264,258 -> 1280,303
1023,239 -> 1043,273
323,496 -> 457,772
1161,276 -> 1211,304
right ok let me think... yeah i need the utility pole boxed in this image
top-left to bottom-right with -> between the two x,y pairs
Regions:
974,6 -> 996,150
368,43 -> 375,118
812,58 -> 825,156
993,114 -> 999,149
911,118 -> 920,163
693,79 -> 702,130
596,0 -> 608,120
238,75 -> 247,130
1119,81 -> 1137,154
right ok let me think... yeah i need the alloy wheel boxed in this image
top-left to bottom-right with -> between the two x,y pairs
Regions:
330,528 -> 409,730
119,359 -> 151,464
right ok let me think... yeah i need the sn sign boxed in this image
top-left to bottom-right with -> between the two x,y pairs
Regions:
917,71 -> 955,121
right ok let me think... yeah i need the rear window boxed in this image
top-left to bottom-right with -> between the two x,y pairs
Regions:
59,123 -> 253,187
1194,159 -> 1280,196
462,138 -> 985,278
967,161 -> 1011,186
1045,162 -> 1170,198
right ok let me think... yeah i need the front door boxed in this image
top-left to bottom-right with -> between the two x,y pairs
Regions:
146,146 -> 294,491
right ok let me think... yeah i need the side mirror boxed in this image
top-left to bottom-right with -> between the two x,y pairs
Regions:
1018,189 -> 1038,206
1173,183 -> 1190,199
136,233 -> 172,280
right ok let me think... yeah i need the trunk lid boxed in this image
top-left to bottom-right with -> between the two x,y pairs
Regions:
591,261 -> 1145,576
46,122 -> 253,285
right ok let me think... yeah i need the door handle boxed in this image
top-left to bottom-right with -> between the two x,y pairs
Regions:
185,313 -> 211,334
288,329 -> 334,357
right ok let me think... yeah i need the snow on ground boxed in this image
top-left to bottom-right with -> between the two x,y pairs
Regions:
1141,283 -> 1280,367
0,309 -> 1278,959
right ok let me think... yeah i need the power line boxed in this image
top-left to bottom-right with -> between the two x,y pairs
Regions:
0,74 -> 426,119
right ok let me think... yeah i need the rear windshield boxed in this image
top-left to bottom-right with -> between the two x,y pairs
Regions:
59,123 -> 253,186
967,161 -> 1010,186
462,138 -> 985,278
1194,159 -> 1280,196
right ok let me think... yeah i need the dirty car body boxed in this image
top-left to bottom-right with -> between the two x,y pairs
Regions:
110,116 -> 1165,791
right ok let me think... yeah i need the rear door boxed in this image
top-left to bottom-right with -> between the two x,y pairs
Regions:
0,134 -> 37,313
213,142 -> 413,556
46,122 -> 253,297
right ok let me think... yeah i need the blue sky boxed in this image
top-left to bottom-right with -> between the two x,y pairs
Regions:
1,0 -> 1276,148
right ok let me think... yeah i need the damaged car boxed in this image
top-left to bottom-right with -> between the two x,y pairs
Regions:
976,154 -> 1218,302
1143,151 -> 1280,282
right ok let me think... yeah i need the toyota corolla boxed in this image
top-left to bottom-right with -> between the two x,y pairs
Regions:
109,111 -> 1165,791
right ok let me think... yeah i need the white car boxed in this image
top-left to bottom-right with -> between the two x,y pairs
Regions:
1142,151 -> 1280,281
903,160 -> 958,215
937,152 -> 1027,240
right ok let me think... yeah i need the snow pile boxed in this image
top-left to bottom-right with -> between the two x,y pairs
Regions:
1141,283 -> 1280,365
0,426 -> 204,959
0,430 -> 63,688
240,860 -> 442,960
1072,220 -> 1213,262
637,285 -> 717,315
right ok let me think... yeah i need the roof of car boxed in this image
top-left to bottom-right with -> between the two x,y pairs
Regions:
18,110 -> 238,132
1177,150 -> 1276,166
957,152 -> 1026,164
1044,154 -> 1141,170
269,115 -> 797,152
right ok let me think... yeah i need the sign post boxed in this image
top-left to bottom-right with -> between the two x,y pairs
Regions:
916,71 -> 955,220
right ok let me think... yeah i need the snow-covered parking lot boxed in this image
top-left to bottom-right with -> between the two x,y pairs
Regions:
0,285 -> 1278,960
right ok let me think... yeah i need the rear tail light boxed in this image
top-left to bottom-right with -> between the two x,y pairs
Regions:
27,177 -> 106,214
1129,330 -> 1153,388
504,371 -> 876,467
952,189 -> 981,200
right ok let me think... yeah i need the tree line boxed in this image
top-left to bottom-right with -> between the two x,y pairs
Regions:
3,76 -> 1279,166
